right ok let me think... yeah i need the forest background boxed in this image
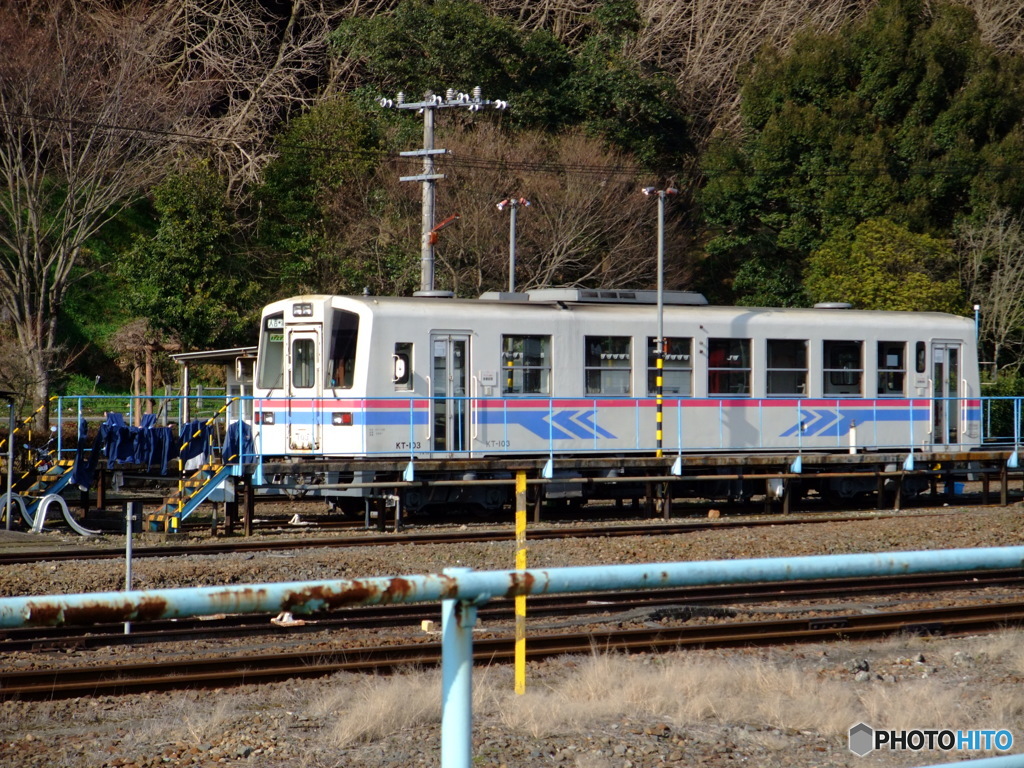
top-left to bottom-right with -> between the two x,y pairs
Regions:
2,0 -> 1024,418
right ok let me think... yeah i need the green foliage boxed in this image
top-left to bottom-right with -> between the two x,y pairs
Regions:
699,0 -> 1024,305
565,1 -> 690,168
980,371 -> 1024,442
117,161 -> 260,350
331,0 -> 689,169
254,95 -> 390,296
804,218 -> 962,312
332,0 -> 569,123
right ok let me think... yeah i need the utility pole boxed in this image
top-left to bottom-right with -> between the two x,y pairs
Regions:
380,88 -> 508,296
496,197 -> 530,293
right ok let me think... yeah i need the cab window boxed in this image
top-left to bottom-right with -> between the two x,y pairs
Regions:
257,312 -> 284,389
326,310 -> 359,388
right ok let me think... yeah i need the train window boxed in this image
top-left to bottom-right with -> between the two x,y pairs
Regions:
647,337 -> 692,396
327,310 -> 359,389
766,339 -> 807,396
823,340 -> 863,396
393,342 -> 413,390
585,336 -> 631,395
877,341 -> 906,396
502,335 -> 551,395
292,338 -> 316,389
916,341 -> 926,373
257,312 -> 284,389
708,338 -> 751,396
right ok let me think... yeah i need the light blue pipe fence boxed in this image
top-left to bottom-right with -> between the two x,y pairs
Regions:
2,547 -> 1024,767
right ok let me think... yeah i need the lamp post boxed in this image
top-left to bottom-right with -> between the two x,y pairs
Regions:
974,303 -> 980,339
641,186 -> 678,458
496,197 -> 530,293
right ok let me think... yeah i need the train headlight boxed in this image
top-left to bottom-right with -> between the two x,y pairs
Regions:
257,411 -> 275,425
332,412 -> 353,426
292,302 -> 313,317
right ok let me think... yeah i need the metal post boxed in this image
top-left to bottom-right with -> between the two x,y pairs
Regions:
125,501 -> 139,634
497,198 -> 530,294
508,201 -> 517,293
3,394 -> 14,531
441,568 -> 476,768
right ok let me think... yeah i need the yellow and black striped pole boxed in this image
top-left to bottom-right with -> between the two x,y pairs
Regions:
655,340 -> 664,458
514,470 -> 527,694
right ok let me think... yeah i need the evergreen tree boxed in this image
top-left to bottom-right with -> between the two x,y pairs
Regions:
699,0 -> 1024,307
118,161 -> 259,350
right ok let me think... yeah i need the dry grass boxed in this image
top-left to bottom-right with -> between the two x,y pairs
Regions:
317,670 -> 442,746
492,652 -> 861,738
306,631 -> 1024,748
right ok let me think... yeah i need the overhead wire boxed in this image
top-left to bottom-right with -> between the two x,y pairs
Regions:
1,107 -> 1020,181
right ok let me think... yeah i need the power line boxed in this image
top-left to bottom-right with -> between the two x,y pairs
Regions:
2,108 -> 1022,182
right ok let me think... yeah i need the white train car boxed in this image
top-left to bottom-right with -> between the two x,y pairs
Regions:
251,289 -> 981,463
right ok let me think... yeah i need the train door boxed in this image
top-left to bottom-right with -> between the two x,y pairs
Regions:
931,341 -> 961,446
430,332 -> 470,455
287,327 -> 322,451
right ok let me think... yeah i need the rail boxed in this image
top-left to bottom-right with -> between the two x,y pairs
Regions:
2,546 -> 1024,768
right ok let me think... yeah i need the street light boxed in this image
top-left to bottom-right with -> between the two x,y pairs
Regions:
641,186 -> 678,458
496,197 -> 530,293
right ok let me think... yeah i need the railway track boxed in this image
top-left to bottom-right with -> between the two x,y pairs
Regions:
3,568 -> 1022,652
0,509 -> 955,566
4,599 -> 1023,700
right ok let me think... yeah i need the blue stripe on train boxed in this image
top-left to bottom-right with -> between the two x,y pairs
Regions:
275,405 -> 980,441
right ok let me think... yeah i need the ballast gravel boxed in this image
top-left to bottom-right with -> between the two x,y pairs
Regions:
1,502 -> 1023,768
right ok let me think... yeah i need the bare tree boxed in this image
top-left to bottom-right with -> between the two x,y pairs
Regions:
434,123 -> 694,295
629,0 -> 875,144
963,0 -> 1024,55
0,0 -> 190,425
957,208 -> 1024,374
119,0 -> 349,193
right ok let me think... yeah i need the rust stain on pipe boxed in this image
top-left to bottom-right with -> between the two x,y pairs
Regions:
282,576 -> 436,612
505,571 -> 536,598
25,596 -> 171,627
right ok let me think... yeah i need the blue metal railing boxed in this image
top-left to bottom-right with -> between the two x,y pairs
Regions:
2,392 -> 1019,468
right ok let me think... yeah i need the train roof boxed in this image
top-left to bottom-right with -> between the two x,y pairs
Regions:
266,292 -> 974,330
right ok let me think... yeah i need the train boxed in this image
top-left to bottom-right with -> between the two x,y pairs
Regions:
250,288 -> 981,512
